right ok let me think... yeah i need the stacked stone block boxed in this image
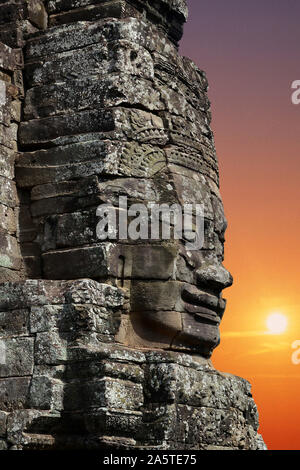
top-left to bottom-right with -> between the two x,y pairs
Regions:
16,3 -> 218,281
0,0 -> 267,450
0,42 -> 23,281
0,279 -> 125,449
0,0 -> 48,281
0,0 -> 47,48
0,278 -> 265,450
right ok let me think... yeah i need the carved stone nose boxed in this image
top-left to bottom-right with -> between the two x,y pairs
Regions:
195,263 -> 233,291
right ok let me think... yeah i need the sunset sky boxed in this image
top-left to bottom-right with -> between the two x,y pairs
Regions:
181,0 -> 300,450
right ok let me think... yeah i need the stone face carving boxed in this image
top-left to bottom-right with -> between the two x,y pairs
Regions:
0,280 -> 265,450
0,0 -> 266,450
14,0 -> 232,357
109,162 -> 233,357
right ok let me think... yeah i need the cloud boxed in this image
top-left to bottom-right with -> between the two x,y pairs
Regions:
221,330 -> 271,338
220,331 -> 292,357
241,341 -> 291,357
250,374 -> 300,379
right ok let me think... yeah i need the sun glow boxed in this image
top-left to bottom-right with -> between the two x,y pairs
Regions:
266,313 -> 288,335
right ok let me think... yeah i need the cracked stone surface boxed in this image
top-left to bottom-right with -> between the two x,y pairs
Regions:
0,0 -> 266,450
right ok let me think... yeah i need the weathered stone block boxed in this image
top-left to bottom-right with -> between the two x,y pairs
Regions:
25,18 -> 176,62
30,303 -> 120,338
0,42 -> 22,71
49,0 -> 141,27
0,267 -> 21,282
29,376 -> 64,410
0,0 -> 46,31
42,245 -> 108,280
0,0 -> 266,451
64,279 -> 124,308
63,356 -> 142,383
54,210 -> 98,249
107,244 -> 177,280
0,280 -> 64,310
20,106 -> 167,147
0,80 -> 10,127
18,204 -> 37,242
47,0 -> 188,26
0,176 -> 17,208
10,98 -> 22,122
0,337 -> 34,377
0,233 -> 21,271
25,40 -> 153,88
31,193 -> 102,218
31,176 -> 100,202
145,362 -> 258,417
140,404 -> 178,443
27,0 -> 48,30
130,280 -> 184,312
0,122 -> 17,149
19,109 -> 115,147
23,255 -> 42,279
23,74 -> 164,120
118,310 -> 182,350
64,377 -> 143,411
46,0 -> 187,44
30,305 -> 63,333
0,439 -> 7,449
0,410 -> 7,436
35,331 -> 68,365
16,140 -> 123,187
0,377 -> 31,411
0,279 -> 122,311
0,23 -> 24,49
84,409 -> 142,437
0,205 -> 16,234
175,405 -> 257,449
6,409 -> 60,446
0,309 -> 29,337
46,0 -> 102,14
0,3 -> 26,26
101,361 -> 144,384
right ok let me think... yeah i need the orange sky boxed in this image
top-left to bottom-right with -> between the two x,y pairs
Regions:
181,0 -> 300,450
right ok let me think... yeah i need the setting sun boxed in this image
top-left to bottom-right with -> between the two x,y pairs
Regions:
266,313 -> 288,335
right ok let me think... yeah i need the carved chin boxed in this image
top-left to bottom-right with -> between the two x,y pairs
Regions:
172,313 -> 221,357
116,309 -> 221,358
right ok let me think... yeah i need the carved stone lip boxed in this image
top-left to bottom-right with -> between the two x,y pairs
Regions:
184,304 -> 221,325
181,285 -> 223,325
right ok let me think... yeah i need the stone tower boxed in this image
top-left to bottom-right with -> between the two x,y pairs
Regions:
0,0 -> 266,449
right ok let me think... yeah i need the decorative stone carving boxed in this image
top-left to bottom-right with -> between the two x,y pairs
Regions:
0,0 -> 266,450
